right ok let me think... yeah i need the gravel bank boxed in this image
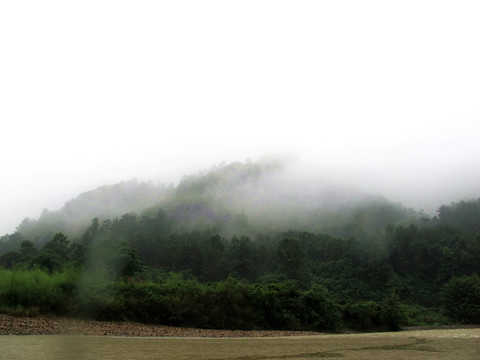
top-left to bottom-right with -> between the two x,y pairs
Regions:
0,314 -> 324,337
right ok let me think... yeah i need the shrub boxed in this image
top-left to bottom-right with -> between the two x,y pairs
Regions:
0,269 -> 76,314
343,301 -> 382,331
442,274 -> 480,324
380,289 -> 406,331
301,285 -> 341,331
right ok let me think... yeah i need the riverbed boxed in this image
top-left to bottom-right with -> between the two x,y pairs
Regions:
1,329 -> 479,360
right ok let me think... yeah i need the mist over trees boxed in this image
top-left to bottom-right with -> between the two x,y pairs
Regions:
7,160 -> 419,247
12,180 -> 171,245
1,160 -> 479,331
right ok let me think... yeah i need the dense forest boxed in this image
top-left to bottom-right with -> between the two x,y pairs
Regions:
0,161 -> 479,332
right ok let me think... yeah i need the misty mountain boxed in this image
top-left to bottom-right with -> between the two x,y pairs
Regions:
144,160 -> 419,237
7,160 -> 420,245
2,165 -> 479,331
15,180 -> 171,242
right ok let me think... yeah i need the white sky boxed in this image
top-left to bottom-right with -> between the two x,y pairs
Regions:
1,1 -> 479,235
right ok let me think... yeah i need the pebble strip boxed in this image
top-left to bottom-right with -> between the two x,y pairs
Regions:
0,314 -> 324,337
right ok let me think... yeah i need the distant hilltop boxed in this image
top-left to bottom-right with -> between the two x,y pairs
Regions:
2,159 -> 460,247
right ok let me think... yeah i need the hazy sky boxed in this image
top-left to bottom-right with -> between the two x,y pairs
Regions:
1,1 -> 479,235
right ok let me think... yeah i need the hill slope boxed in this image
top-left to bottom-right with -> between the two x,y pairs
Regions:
5,160 -> 419,246
15,180 -> 171,242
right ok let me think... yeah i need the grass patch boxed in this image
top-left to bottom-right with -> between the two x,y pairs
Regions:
0,269 -> 77,314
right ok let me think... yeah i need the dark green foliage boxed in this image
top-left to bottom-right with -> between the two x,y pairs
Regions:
0,232 -> 26,256
402,304 -> 449,326
19,240 -> 37,257
227,236 -> 258,281
0,251 -> 20,269
437,199 -> 480,231
208,277 -> 259,329
2,191 -> 480,330
301,285 -> 341,330
87,238 -> 144,280
251,281 -> 303,329
73,277 -> 119,320
200,234 -> 227,281
442,274 -> 480,324
30,251 -> 65,273
0,269 -> 77,314
343,301 -> 383,331
1,233 -> 82,273
81,218 -> 99,246
387,225 -> 441,281
72,275 -> 340,331
43,233 -> 70,259
277,238 -> 308,283
437,246 -> 459,283
380,289 -> 406,331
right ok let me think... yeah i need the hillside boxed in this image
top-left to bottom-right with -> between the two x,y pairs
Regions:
145,160 -> 419,238
0,161 -> 479,332
13,180 -> 171,243
5,160 -> 419,246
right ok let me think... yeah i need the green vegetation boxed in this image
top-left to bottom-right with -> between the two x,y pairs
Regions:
442,274 -> 480,324
0,268 -> 77,315
1,162 -> 479,332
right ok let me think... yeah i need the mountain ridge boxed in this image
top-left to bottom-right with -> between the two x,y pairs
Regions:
4,160 -> 420,245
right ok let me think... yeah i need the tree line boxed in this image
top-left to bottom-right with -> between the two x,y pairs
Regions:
1,199 -> 479,331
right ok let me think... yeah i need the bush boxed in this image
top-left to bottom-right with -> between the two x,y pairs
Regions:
251,281 -> 304,330
0,269 -> 76,314
73,268 -> 119,320
442,274 -> 480,324
343,301 -> 382,331
402,304 -> 449,326
301,285 -> 341,331
380,289 -> 406,331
